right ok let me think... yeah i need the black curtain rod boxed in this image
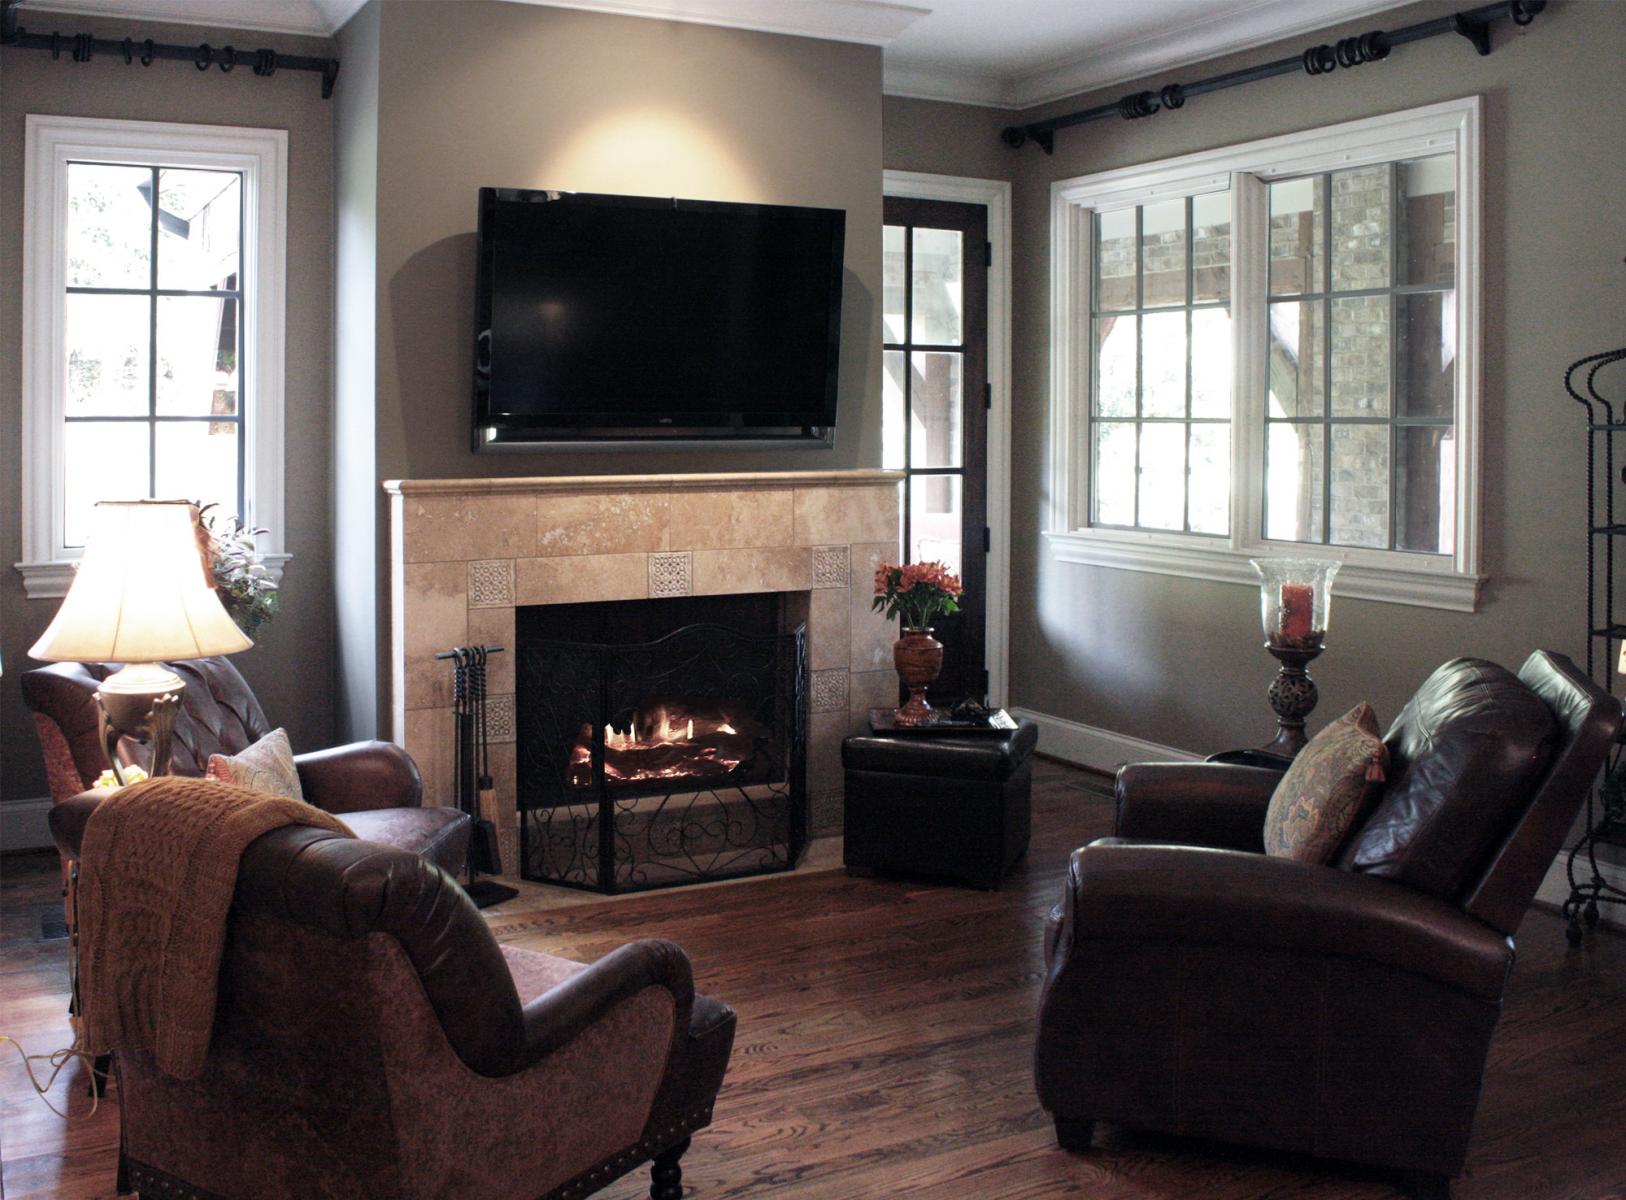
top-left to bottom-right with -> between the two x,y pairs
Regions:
1002,0 -> 1544,153
0,0 -> 340,98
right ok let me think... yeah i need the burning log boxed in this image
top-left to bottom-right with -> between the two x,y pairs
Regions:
567,702 -> 764,787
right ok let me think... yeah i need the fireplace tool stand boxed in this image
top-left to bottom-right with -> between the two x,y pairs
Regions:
442,644 -> 518,909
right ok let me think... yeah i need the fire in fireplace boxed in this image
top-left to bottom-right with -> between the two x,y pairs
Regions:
568,704 -> 766,787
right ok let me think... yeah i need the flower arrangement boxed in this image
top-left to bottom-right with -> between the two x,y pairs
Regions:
196,503 -> 278,638
872,560 -> 963,631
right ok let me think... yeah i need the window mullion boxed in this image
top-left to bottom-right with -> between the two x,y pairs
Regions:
1229,171 -> 1269,553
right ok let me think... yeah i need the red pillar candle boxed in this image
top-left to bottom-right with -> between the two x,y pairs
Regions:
1279,582 -> 1315,643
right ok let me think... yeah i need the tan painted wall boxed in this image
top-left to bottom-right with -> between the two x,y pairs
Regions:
0,17 -> 337,804
340,0 -> 885,733
995,0 -> 1626,755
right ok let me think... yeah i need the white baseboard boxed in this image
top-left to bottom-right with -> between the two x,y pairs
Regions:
1008,706 -> 1200,773
0,797 -> 55,852
1536,843 -> 1626,930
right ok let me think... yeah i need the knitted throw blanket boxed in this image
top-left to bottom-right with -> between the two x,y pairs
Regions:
77,775 -> 353,1079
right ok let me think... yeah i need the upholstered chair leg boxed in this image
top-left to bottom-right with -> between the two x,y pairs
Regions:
650,1137 -> 691,1200
1053,1117 -> 1095,1152
1398,1170 -> 1451,1200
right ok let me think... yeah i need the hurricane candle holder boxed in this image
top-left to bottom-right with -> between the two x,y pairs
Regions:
1250,558 -> 1340,757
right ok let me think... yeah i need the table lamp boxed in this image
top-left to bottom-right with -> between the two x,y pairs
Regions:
29,500 -> 253,783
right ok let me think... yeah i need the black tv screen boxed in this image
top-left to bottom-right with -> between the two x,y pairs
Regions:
474,189 -> 845,445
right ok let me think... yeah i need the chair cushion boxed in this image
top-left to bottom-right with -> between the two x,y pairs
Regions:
206,728 -> 304,801
1264,702 -> 1388,864
1338,658 -> 1557,899
344,806 -> 472,876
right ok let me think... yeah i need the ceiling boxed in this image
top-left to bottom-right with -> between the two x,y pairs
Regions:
15,0 -> 1420,109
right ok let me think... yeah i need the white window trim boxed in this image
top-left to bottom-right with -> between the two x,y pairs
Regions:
1045,96 -> 1483,612
883,169 -> 1013,707
17,115 -> 289,600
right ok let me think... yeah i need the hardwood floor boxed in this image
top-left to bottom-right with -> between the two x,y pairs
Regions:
4,758 -> 1625,1198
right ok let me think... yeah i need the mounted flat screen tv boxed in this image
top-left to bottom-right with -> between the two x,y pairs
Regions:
474,189 -> 845,447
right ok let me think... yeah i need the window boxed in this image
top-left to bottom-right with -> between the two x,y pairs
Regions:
19,116 -> 287,599
1048,98 -> 1481,611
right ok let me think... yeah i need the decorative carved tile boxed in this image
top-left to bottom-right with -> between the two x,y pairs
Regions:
812,544 -> 850,589
467,559 -> 514,608
486,694 -> 515,743
649,551 -> 692,598
811,669 -> 850,713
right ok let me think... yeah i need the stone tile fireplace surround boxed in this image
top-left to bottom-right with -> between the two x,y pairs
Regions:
386,471 -> 903,872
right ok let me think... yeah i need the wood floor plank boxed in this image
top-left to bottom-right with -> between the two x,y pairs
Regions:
3,760 -> 1624,1199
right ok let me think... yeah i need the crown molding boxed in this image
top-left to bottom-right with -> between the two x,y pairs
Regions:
19,0 -> 346,36
884,0 -> 1418,111
520,0 -> 929,47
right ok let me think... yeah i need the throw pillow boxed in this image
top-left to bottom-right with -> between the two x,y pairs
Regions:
1263,703 -> 1388,864
205,728 -> 304,802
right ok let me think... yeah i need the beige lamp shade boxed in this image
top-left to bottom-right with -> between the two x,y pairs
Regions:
29,500 -> 252,664
1619,642 -> 1626,677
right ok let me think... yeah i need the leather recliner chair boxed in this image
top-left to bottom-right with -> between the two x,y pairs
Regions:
22,657 -> 471,875
1035,651 -> 1621,1199
49,793 -> 736,1200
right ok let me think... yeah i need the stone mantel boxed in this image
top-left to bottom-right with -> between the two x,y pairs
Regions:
387,469 -> 904,869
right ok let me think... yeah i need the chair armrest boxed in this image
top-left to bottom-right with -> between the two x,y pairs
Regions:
294,741 -> 422,814
1113,762 -> 1282,850
1065,840 -> 1514,1002
514,939 -> 695,1074
48,791 -> 104,860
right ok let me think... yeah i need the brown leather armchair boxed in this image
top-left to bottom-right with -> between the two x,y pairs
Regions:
49,792 -> 735,1200
1036,651 -> 1621,1199
22,657 -> 470,874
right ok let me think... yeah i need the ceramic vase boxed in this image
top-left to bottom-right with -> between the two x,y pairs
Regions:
892,628 -> 944,726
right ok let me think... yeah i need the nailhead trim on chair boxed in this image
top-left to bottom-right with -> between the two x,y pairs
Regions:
544,1104 -> 715,1200
126,1160 -> 229,1200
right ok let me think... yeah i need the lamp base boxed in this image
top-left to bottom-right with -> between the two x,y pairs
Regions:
95,663 -> 185,784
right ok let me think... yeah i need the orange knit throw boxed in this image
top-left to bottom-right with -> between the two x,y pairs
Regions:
77,775 -> 353,1079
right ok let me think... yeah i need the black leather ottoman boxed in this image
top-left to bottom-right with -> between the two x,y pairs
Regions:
841,719 -> 1039,890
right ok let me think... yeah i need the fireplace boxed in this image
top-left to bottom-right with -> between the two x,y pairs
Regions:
516,594 -> 807,893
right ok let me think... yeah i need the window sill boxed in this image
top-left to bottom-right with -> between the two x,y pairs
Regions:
16,552 -> 290,602
1044,530 -> 1481,612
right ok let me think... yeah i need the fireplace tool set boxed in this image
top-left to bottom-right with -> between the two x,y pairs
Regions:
439,644 -> 518,909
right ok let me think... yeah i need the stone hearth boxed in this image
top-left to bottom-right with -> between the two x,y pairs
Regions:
385,471 -> 903,871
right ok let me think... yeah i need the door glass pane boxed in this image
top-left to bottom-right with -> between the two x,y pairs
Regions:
1269,176 -> 1324,297
155,421 -> 240,518
1141,198 -> 1186,308
1266,422 -> 1325,543
1094,317 -> 1135,417
910,227 -> 962,345
1191,307 -> 1232,418
1330,295 -> 1391,416
910,352 -> 962,469
157,169 -> 241,291
1095,208 -> 1136,312
1268,300 -> 1323,419
1093,422 -> 1136,526
1330,164 -> 1391,292
1188,422 -> 1230,536
1396,292 -> 1456,418
1137,423 -> 1185,531
65,163 -> 152,289
63,421 -> 151,547
909,474 -> 962,578
882,350 -> 906,470
1397,155 -> 1456,287
157,296 -> 239,416
1396,426 -> 1455,554
65,293 -> 151,416
1140,312 -> 1186,417
1192,191 -> 1230,303
1329,423 -> 1390,548
882,224 -> 906,343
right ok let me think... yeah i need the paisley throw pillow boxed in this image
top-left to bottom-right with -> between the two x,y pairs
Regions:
205,728 -> 304,802
1263,703 -> 1387,864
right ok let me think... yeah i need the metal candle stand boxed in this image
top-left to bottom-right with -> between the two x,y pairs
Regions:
1262,642 -> 1324,758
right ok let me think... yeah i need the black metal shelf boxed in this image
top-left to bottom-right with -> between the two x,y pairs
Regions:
1565,344 -> 1626,946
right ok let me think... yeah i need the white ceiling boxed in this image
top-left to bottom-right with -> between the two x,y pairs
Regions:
16,0 -> 1421,109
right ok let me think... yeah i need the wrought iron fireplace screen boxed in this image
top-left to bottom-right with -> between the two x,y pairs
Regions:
517,620 -> 807,893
